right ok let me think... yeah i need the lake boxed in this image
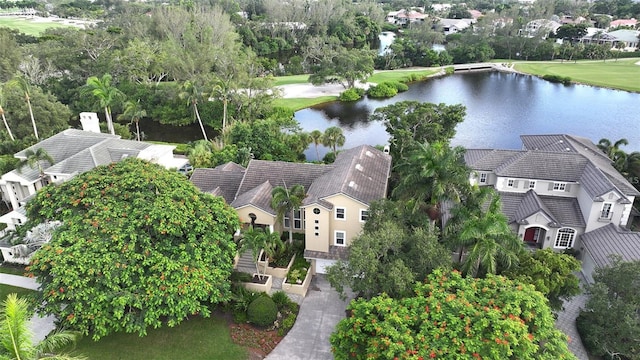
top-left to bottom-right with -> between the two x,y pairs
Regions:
295,71 -> 640,161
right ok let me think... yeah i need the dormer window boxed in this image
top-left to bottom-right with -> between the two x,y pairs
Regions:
553,182 -> 566,191
479,173 -> 487,183
507,179 -> 515,188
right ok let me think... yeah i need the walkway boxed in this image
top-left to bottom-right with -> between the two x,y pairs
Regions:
0,273 -> 56,343
265,275 -> 354,360
555,273 -> 590,360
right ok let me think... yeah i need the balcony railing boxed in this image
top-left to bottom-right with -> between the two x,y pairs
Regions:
598,211 -> 613,222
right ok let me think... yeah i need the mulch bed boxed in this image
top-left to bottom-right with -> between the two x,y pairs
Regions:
229,323 -> 284,359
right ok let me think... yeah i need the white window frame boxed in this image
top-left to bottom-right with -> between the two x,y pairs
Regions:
335,207 -> 346,220
529,180 -> 536,189
284,214 -> 290,228
334,231 -> 346,246
359,209 -> 369,222
507,179 -> 515,188
479,173 -> 487,184
554,228 -> 576,249
600,203 -> 613,220
553,182 -> 567,191
293,210 -> 302,229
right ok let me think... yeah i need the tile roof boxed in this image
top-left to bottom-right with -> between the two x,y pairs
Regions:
464,149 -> 523,171
499,191 -> 585,228
232,181 -> 274,214
494,151 -> 589,182
582,224 -> 640,267
304,245 -> 350,261
189,163 -> 245,203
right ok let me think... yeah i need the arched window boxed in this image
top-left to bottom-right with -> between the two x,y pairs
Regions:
554,228 -> 576,249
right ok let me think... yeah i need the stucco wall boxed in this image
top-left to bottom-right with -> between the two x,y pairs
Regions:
303,205 -> 331,253
323,194 -> 368,247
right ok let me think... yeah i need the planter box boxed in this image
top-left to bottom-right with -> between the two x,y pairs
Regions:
242,274 -> 272,293
259,253 -> 296,278
282,268 -> 312,297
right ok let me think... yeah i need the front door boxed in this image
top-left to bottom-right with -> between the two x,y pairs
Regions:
523,227 -> 539,243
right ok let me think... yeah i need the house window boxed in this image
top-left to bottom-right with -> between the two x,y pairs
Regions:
284,214 -> 290,228
553,182 -> 566,191
554,228 -> 576,249
314,220 -> 319,224
360,209 -> 369,222
293,210 -> 302,229
479,173 -> 487,184
600,203 -> 613,220
313,208 -> 320,215
529,180 -> 536,189
507,179 -> 515,188
335,207 -> 346,220
315,232 -> 319,236
335,231 -> 346,246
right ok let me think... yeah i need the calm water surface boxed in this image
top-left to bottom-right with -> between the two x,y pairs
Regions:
296,71 -> 640,160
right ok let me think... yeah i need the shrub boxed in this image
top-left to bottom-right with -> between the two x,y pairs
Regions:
367,82 -> 398,98
445,66 -> 455,75
230,271 -> 253,283
277,313 -> 298,336
231,284 -> 261,313
271,291 -> 291,310
247,296 -> 278,327
339,88 -> 364,102
391,82 -> 409,92
542,74 -> 572,85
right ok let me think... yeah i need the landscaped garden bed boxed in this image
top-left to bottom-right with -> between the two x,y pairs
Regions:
282,255 -> 312,297
242,273 -> 272,293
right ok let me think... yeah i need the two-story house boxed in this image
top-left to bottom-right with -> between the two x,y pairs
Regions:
464,134 -> 640,282
190,145 -> 392,274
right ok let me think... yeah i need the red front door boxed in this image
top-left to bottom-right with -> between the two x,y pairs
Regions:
523,228 -> 538,242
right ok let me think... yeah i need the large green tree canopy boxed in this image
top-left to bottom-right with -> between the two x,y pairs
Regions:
331,270 -> 576,360
26,159 -> 240,340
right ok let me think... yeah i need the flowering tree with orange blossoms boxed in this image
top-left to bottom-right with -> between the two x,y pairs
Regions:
331,269 -> 576,360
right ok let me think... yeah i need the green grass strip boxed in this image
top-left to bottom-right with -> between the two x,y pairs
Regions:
274,96 -> 338,111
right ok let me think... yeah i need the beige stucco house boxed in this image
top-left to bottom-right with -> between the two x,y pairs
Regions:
190,145 -> 392,274
464,134 -> 640,282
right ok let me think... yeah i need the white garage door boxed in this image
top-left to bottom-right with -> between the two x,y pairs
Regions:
315,259 -> 337,274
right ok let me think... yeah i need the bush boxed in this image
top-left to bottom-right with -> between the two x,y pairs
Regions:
576,311 -> 601,356
339,88 -> 364,102
247,295 -> 278,327
271,291 -> 291,310
391,82 -> 409,92
230,271 -> 253,283
445,66 -> 455,75
367,82 -> 398,98
277,312 -> 298,336
542,74 -> 572,85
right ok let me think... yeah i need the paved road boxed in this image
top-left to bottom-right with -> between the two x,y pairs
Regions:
265,275 -> 354,360
0,273 -> 56,343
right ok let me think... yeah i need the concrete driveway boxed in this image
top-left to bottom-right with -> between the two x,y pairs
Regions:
265,275 -> 354,360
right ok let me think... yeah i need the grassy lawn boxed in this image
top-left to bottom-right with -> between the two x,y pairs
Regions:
0,284 -> 35,301
70,315 -> 247,360
273,75 -> 311,86
367,69 -> 438,84
0,264 -> 27,276
514,58 -> 640,92
0,17 -> 75,36
274,96 -> 337,111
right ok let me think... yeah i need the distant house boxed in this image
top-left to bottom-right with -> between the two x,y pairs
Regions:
438,18 -> 474,35
581,29 -> 640,50
190,145 -> 392,274
463,134 -> 640,282
521,19 -> 561,38
386,9 -> 428,26
609,18 -> 637,29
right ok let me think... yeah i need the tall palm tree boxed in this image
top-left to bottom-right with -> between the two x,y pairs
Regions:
0,84 -> 15,141
271,183 -> 305,244
321,126 -> 345,155
85,74 -> 122,136
0,293 -> 86,360
118,100 -> 147,141
9,76 -> 38,140
210,75 -> 235,136
598,138 -> 628,160
179,80 -> 208,141
17,148 -> 54,187
393,141 -> 470,220
309,130 -> 323,161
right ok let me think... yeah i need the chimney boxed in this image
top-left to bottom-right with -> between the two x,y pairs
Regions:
79,112 -> 100,133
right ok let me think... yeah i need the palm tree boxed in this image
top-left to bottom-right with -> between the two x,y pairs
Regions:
450,191 -> 522,276
238,227 -> 283,280
309,130 -> 323,161
210,76 -> 235,136
271,183 -> 305,244
393,141 -> 470,220
598,138 -> 628,160
179,80 -> 209,141
9,76 -> 38,140
118,100 -> 147,141
85,74 -> 122,136
0,293 -> 86,360
0,84 -> 15,141
17,148 -> 54,187
321,126 -> 345,155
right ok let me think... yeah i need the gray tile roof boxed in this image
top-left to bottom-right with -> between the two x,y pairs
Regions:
582,224 -> 640,267
499,191 -> 585,227
494,151 -> 589,182
304,245 -> 350,260
190,163 -> 245,203
15,129 -> 117,163
464,149 -> 523,171
232,181 -> 274,214
306,145 -> 392,206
